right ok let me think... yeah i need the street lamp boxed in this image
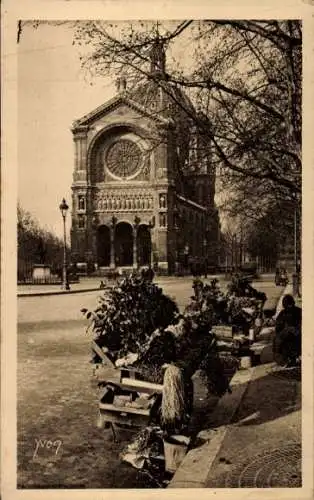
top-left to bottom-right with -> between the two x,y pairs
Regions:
59,198 -> 70,290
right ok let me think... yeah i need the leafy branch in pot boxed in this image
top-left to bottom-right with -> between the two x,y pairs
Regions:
81,275 -> 179,360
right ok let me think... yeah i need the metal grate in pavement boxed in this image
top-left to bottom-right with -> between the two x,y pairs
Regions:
225,442 -> 301,487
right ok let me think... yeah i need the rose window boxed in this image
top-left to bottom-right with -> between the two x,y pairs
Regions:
106,139 -> 143,178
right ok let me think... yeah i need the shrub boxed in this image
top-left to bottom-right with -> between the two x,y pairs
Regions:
81,276 -> 179,358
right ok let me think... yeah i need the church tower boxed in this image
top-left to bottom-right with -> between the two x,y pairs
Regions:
150,38 -> 166,76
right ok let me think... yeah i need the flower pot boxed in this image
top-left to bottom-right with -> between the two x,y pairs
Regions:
163,435 -> 190,473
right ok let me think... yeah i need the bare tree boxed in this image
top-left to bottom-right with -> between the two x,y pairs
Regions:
17,203 -> 68,279
19,20 -> 301,222
73,20 -> 301,203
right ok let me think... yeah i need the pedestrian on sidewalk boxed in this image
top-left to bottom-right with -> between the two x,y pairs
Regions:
273,294 -> 301,367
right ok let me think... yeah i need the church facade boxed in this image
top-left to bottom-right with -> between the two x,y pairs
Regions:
70,44 -> 220,274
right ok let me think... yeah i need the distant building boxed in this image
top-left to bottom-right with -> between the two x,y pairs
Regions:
70,41 -> 220,274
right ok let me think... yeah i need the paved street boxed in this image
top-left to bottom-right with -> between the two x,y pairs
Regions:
18,276 -> 219,324
18,275 -> 280,321
17,275 -> 283,488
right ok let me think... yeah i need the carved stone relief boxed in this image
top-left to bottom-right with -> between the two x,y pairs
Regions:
94,190 -> 154,212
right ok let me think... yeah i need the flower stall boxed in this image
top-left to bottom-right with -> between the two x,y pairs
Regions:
81,273 -> 267,482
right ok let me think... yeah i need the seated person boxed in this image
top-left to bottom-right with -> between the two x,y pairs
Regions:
273,294 -> 301,367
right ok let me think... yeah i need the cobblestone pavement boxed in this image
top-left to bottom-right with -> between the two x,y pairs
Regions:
205,363 -> 301,488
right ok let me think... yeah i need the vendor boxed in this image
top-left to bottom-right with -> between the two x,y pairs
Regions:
141,266 -> 155,282
273,294 -> 301,367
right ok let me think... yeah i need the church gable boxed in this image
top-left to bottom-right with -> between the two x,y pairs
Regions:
72,95 -> 172,133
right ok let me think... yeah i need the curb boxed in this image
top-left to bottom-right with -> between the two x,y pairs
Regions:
17,287 -> 105,298
168,367 -> 254,488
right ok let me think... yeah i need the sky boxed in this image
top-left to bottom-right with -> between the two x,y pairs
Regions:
18,22 -> 116,238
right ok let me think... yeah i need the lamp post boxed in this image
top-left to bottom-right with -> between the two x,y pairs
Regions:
59,198 -> 70,290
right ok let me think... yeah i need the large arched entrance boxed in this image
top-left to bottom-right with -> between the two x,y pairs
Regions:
97,225 -> 110,266
115,222 -> 133,266
138,225 -> 152,266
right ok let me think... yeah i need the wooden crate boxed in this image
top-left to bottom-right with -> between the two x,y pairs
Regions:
91,340 -> 163,429
99,403 -> 151,427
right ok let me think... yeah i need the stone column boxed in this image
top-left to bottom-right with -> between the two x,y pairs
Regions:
110,217 -> 116,269
133,228 -> 138,269
150,232 -> 154,268
72,126 -> 88,178
85,188 -> 94,264
133,216 -> 141,269
74,138 -> 79,171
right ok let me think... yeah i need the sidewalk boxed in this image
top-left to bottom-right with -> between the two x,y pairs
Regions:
170,362 -> 301,488
169,283 -> 303,489
17,275 -> 197,297
205,363 -> 301,487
